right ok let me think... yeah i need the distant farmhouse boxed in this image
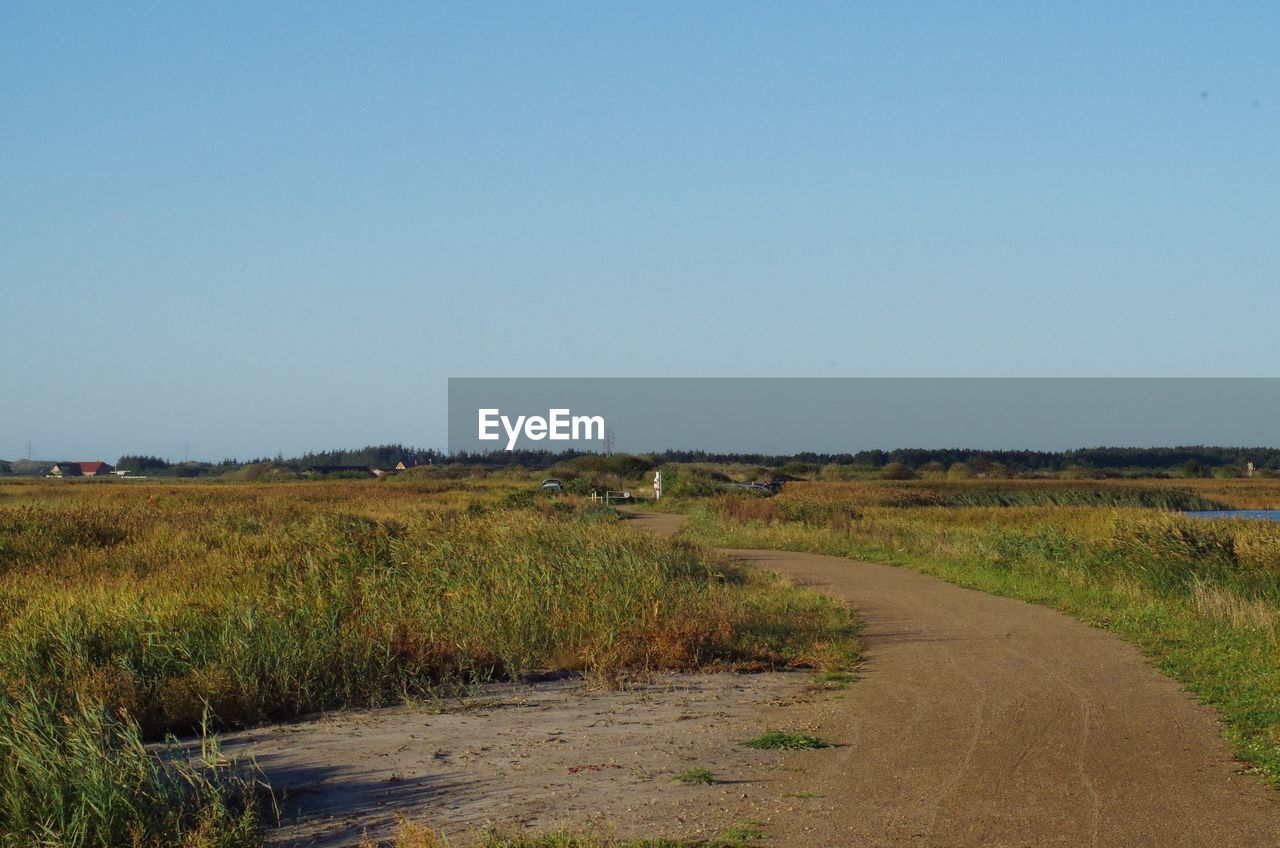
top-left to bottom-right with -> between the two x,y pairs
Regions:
50,461 -> 114,477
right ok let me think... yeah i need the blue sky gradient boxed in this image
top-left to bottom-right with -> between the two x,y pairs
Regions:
3,3 -> 1278,460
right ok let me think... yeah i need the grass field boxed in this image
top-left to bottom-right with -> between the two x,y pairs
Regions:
10,471 -> 1280,845
672,478 -> 1280,784
0,479 -> 857,848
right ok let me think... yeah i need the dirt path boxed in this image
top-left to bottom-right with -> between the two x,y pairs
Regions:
624,510 -> 1280,847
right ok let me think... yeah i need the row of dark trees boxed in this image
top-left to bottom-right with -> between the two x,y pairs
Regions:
642,447 -> 1280,473
291,445 -> 443,469
7,444 -> 1277,478
116,455 -> 170,472
104,446 -> 441,477
414,445 -> 1280,473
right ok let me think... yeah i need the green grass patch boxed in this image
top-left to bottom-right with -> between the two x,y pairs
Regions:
743,731 -> 833,750
705,822 -> 765,847
673,767 -> 715,785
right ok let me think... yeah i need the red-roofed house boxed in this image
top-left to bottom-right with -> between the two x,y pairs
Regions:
51,461 -> 114,477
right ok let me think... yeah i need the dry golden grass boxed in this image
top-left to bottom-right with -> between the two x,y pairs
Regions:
0,479 -> 860,848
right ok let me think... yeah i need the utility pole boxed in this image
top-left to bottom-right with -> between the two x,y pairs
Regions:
184,443 -> 190,463
604,429 -> 615,456
26,441 -> 32,460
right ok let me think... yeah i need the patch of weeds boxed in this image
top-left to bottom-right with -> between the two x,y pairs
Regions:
743,731 -> 832,750
706,822 -> 765,847
403,688 -> 508,715
673,767 -> 715,785
814,671 -> 857,685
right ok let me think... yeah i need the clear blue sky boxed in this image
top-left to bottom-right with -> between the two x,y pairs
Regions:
3,2 -> 1277,461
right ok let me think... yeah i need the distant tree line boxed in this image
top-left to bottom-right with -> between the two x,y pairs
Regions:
116,455 -> 170,472
446,446 -> 1280,474
1,459 -> 52,476
449,449 -> 595,469
293,445 -> 442,469
635,446 -> 1280,473
6,444 -> 1278,478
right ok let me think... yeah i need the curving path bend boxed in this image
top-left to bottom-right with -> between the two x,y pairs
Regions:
625,510 -> 1280,848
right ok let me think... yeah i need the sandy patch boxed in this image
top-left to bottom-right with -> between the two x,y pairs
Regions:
216,671 -> 837,846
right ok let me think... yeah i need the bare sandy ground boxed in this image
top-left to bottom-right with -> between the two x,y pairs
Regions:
219,671 -> 837,847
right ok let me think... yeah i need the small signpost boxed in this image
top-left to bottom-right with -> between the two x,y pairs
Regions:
590,490 -> 633,505
653,470 -> 662,500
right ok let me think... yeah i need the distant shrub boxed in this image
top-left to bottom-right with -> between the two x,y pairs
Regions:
552,454 -> 655,479
1181,460 -> 1210,478
776,462 -> 821,479
659,465 -> 729,497
226,462 -> 297,482
880,462 -> 915,480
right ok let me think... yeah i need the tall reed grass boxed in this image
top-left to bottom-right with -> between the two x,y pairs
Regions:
0,693 -> 259,848
1,496 -> 852,736
0,481 -> 858,846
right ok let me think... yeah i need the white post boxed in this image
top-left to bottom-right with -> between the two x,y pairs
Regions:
653,470 -> 662,500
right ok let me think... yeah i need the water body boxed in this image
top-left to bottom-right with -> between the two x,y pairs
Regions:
1183,510 -> 1280,522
